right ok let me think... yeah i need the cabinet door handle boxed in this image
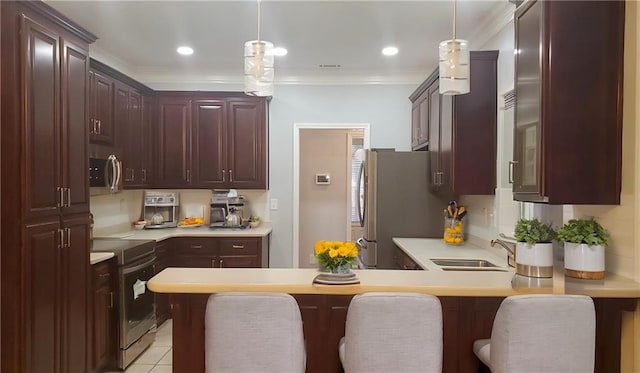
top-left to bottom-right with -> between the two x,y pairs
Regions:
232,245 -> 244,249
439,172 -> 444,186
186,170 -> 191,183
58,229 -> 64,249
211,259 -> 216,268
65,188 -> 71,207
131,169 -> 135,181
229,170 -> 233,182
58,187 -> 64,208
220,259 -> 224,268
141,169 -> 147,182
97,120 -> 102,134
65,228 -> 71,248
108,292 -> 114,309
190,244 -> 203,249
99,272 -> 110,278
508,161 -> 518,184
222,170 -> 226,182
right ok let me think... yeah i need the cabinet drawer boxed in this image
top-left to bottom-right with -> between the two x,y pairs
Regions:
219,238 -> 259,255
176,238 -> 216,255
219,255 -> 259,268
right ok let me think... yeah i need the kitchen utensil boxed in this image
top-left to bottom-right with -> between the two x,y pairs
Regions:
151,212 -> 164,225
225,207 -> 242,227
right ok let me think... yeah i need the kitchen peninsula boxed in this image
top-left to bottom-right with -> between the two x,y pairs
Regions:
149,239 -> 640,373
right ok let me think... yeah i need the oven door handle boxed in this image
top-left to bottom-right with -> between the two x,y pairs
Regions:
122,257 -> 156,275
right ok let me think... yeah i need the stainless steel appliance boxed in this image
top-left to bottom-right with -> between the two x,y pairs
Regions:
356,149 -> 447,269
210,190 -> 249,227
89,144 -> 122,196
91,239 -> 157,369
143,192 -> 179,229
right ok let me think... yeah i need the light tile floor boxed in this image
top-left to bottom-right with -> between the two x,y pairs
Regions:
115,319 -> 173,373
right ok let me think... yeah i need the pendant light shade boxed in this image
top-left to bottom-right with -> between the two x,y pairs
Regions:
244,0 -> 274,96
439,0 -> 470,95
439,39 -> 469,95
244,40 -> 274,96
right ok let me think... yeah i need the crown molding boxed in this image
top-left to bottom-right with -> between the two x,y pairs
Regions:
134,69 -> 427,87
89,46 -> 137,79
467,1 -> 516,49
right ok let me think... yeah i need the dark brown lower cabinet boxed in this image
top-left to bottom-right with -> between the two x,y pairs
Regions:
171,237 -> 265,269
92,258 -> 117,372
169,294 -> 635,373
155,241 -> 173,326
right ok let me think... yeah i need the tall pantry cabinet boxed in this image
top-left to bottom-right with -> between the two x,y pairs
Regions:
1,2 -> 96,372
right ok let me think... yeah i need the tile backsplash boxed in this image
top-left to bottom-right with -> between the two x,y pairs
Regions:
91,189 -> 269,236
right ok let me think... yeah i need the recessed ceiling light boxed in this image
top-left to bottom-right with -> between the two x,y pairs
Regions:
177,46 -> 194,56
273,47 -> 288,57
382,46 -> 399,56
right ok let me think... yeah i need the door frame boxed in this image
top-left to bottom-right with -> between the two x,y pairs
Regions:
293,123 -> 370,268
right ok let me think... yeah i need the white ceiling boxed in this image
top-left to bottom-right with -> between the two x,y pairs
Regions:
46,0 -> 514,85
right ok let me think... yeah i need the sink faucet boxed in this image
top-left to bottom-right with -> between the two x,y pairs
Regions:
490,238 -> 516,268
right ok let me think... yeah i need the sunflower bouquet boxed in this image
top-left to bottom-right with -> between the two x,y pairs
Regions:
314,240 -> 358,273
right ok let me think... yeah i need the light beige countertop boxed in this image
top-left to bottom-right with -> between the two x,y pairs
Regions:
95,222 -> 272,241
148,267 -> 531,296
392,237 -> 510,270
90,252 -> 115,265
148,236 -> 640,298
394,237 -> 640,298
149,266 -> 640,298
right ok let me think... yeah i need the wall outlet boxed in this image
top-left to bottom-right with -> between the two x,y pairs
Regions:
270,198 -> 278,210
309,253 -> 316,265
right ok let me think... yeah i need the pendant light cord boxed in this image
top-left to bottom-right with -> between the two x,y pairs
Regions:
257,0 -> 261,43
452,0 -> 456,40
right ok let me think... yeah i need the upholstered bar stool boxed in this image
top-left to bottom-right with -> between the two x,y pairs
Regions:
339,292 -> 443,373
473,294 -> 595,373
205,292 -> 306,373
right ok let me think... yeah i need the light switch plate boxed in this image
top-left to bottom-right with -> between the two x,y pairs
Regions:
270,198 -> 278,210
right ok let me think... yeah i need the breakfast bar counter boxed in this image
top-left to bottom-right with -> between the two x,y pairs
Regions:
149,264 -> 639,373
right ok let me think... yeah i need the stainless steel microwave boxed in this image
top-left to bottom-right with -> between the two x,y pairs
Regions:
89,144 -> 122,196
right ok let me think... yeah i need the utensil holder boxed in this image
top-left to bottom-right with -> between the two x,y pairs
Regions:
444,217 -> 464,245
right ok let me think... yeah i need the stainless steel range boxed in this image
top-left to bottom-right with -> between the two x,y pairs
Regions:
91,239 -> 156,369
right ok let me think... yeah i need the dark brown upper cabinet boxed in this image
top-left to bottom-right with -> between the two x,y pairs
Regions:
155,92 -> 268,189
512,0 -> 624,204
156,96 -> 193,188
115,83 -> 151,187
410,50 -> 499,196
89,59 -> 155,188
89,69 -> 115,145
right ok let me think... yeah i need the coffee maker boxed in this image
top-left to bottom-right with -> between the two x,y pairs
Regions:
143,191 -> 179,228
210,191 -> 229,227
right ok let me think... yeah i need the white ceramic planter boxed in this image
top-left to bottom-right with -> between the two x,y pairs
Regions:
564,242 -> 605,279
515,242 -> 553,278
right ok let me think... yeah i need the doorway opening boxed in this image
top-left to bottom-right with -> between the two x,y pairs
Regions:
293,123 -> 370,268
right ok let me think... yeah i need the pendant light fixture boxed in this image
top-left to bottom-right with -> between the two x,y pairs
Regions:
244,0 -> 274,96
439,0 -> 470,95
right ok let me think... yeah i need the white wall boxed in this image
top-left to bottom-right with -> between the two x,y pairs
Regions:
460,19 -> 519,246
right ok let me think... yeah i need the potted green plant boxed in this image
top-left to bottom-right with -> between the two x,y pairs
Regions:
513,218 -> 557,278
557,218 -> 609,280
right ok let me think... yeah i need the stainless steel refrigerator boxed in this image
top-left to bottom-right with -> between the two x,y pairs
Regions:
356,149 -> 448,269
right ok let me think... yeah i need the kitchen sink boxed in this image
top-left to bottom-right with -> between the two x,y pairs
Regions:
430,258 -> 498,268
440,267 -> 508,272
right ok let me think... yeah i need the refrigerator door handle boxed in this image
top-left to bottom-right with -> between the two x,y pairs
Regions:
357,162 -> 365,228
